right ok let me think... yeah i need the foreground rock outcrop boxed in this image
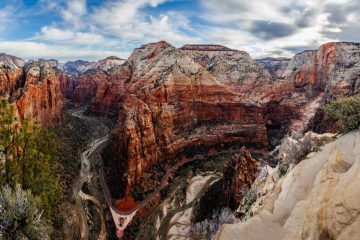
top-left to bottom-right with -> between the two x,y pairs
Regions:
223,147 -> 258,209
0,54 -> 63,127
215,130 -> 360,240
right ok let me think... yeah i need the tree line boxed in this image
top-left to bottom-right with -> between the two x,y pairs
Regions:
0,100 -> 62,239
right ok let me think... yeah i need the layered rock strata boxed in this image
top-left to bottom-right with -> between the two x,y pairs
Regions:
222,147 -> 258,209
60,41 -> 360,196
215,130 -> 360,240
0,54 -> 63,127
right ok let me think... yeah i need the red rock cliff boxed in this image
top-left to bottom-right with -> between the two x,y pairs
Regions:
63,41 -> 360,196
106,42 -> 271,193
0,56 -> 63,128
223,146 -> 258,209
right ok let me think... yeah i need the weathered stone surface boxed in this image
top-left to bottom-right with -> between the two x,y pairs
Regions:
61,57 -> 131,118
0,55 -> 63,127
257,57 -> 291,77
61,60 -> 90,75
215,130 -> 360,240
279,42 -> 360,95
61,56 -> 126,75
106,42 -> 269,193
65,41 -> 359,196
59,73 -> 79,99
59,41 -> 360,198
13,60 -> 63,127
223,147 -> 258,209
0,53 -> 25,98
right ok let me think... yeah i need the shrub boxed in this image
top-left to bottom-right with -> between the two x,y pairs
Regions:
322,94 -> 360,132
0,100 -> 62,219
190,208 -> 236,240
0,185 -> 51,240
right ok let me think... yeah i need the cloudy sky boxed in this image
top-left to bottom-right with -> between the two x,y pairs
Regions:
0,0 -> 358,62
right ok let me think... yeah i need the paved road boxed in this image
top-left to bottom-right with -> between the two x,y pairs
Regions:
72,108 -> 110,240
72,109 -> 235,238
72,109 -> 136,238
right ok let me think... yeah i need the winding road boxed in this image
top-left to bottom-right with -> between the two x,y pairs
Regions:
72,108 -> 234,238
72,109 -> 138,238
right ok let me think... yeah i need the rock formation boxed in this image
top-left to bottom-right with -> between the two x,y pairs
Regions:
61,56 -> 126,75
215,130 -> 360,240
61,60 -> 90,75
257,57 -> 290,77
222,146 -> 258,209
59,41 -> 360,197
1,39 -> 359,239
28,40 -> 355,200
0,54 -> 63,127
0,53 -> 25,98
107,41 -> 270,194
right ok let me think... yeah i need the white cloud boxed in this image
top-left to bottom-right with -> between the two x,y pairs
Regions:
89,0 -> 200,44
32,0 -> 201,56
61,0 -> 87,29
0,3 -> 18,37
198,0 -> 358,57
37,27 -> 74,42
2,0 -> 358,61
35,26 -> 113,46
0,41 -> 130,62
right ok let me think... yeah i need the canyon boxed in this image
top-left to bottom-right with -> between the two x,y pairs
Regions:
62,41 -> 360,198
1,41 -> 359,239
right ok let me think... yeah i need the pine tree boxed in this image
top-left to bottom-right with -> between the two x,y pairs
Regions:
0,100 -> 62,220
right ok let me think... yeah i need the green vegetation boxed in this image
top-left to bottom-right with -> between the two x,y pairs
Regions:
0,100 -> 62,221
0,184 -> 51,240
323,94 -> 360,132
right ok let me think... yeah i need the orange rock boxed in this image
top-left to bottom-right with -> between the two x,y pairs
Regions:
115,196 -> 138,212
223,146 -> 258,209
61,41 -> 360,196
1,56 -> 63,128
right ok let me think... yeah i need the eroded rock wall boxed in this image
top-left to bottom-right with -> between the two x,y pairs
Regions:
215,130 -> 360,240
60,41 -> 360,196
0,55 -> 63,127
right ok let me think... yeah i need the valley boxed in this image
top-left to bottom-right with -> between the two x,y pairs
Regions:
1,41 -> 359,240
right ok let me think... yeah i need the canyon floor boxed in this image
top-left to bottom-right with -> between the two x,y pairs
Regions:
57,105 -> 249,240
55,100 -> 268,239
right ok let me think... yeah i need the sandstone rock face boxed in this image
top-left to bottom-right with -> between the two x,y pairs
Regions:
62,41 -> 360,197
257,57 -> 290,77
279,42 -> 360,95
87,64 -> 132,117
70,63 -> 132,118
61,56 -> 126,75
0,53 -> 25,98
59,73 -> 79,99
258,42 -> 360,135
63,41 -> 359,196
61,56 -> 130,118
14,60 -> 63,127
0,55 -> 63,127
222,147 -> 258,209
107,42 -> 269,192
215,130 -> 360,240
84,56 -> 126,72
281,42 -> 360,133
61,60 -> 90,75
